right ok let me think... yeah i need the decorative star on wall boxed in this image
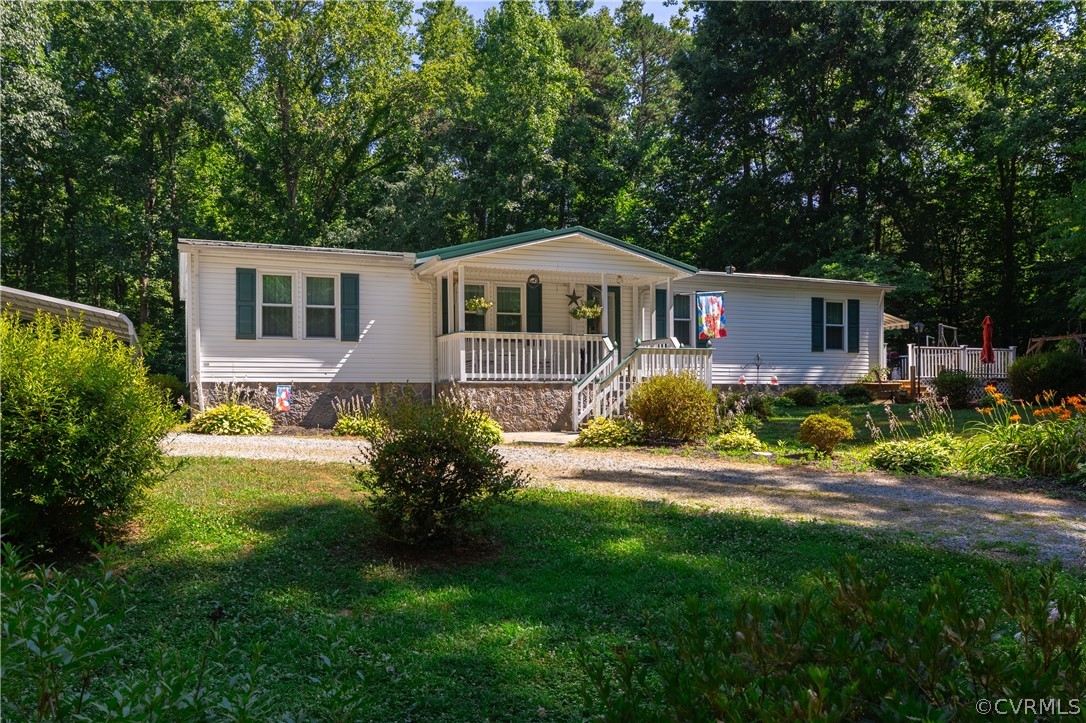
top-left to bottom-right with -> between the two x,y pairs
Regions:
566,291 -> 582,307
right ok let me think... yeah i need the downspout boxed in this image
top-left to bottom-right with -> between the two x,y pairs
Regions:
414,266 -> 438,403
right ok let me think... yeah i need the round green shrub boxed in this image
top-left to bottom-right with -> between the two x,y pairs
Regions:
1007,351 -> 1086,401
574,417 -> 643,447
783,385 -> 819,407
773,395 -> 797,410
840,383 -> 876,404
190,402 -> 273,435
869,436 -> 955,475
627,372 -> 716,443
798,413 -> 855,455
359,397 -> 526,544
817,392 -> 847,407
932,369 -> 977,409
1,312 -> 178,547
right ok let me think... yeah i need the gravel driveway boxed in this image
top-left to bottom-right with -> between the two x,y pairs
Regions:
164,432 -> 1086,566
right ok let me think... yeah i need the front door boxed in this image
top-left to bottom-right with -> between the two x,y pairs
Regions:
588,285 -> 622,355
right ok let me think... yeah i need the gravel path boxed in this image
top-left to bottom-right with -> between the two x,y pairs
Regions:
164,432 -> 1086,566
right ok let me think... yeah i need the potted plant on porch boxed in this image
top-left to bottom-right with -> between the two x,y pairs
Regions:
570,301 -> 603,320
465,296 -> 493,315
859,366 -> 898,398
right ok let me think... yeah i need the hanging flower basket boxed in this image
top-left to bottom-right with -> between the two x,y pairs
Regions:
465,296 -> 492,315
570,302 -> 603,320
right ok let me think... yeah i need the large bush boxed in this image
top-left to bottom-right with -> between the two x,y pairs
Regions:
1008,350 -> 1086,400
359,398 -> 525,544
627,372 -> 716,443
783,385 -> 819,407
582,559 -> 1086,721
190,402 -> 273,435
798,413 -> 854,455
933,368 -> 977,409
1,312 -> 177,547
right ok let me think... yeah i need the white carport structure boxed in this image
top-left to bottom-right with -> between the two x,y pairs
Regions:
0,286 -> 139,347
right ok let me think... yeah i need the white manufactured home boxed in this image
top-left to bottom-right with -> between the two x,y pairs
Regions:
179,227 -> 894,431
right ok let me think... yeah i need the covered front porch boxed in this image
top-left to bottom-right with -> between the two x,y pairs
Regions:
417,228 -> 699,384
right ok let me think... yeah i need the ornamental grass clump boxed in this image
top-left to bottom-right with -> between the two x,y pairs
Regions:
1,312 -> 178,548
581,558 -> 1086,721
962,386 -> 1086,479
190,401 -> 273,435
332,394 -> 389,440
359,396 -> 524,544
627,372 -> 716,444
797,413 -> 854,455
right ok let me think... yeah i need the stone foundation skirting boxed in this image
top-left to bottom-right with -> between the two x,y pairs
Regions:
436,382 -> 573,432
196,381 -> 431,429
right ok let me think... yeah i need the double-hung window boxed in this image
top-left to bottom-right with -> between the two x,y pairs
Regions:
496,286 -> 522,332
306,276 -> 336,338
464,283 -> 486,332
825,301 -> 844,350
261,274 -> 293,337
673,293 -> 692,346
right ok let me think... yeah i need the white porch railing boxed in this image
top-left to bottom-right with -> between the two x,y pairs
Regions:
906,344 -> 1017,381
437,332 -> 609,382
573,340 -> 713,429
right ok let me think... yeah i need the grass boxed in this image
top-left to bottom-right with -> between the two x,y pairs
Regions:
85,457 -> 1082,720
754,403 -> 985,453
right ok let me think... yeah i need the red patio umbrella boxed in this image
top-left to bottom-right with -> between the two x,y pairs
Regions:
980,316 -> 995,364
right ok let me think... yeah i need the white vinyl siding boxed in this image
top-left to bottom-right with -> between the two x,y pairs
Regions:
468,234 -> 685,276
193,247 -> 431,383
672,275 -> 883,386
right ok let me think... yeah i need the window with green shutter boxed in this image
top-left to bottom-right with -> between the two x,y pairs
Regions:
261,274 -> 293,337
340,273 -> 359,342
305,276 -> 336,338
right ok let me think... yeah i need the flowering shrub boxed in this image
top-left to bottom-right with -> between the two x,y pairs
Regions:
574,417 -> 643,447
717,390 -> 776,421
962,387 -> 1086,479
798,414 -> 854,455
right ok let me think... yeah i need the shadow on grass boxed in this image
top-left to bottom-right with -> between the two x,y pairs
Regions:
113,459 -> 1043,720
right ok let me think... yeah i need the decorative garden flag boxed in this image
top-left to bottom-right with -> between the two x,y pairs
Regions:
275,385 -> 292,412
696,292 -> 727,340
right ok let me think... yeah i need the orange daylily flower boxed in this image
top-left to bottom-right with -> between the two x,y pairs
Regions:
1009,414 -> 1021,422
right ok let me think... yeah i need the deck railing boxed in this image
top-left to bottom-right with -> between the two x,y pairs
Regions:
437,332 -> 609,382
906,344 -> 1017,381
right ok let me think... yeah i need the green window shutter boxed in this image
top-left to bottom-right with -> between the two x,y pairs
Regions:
441,277 -> 449,335
811,297 -> 824,352
341,273 -> 359,342
526,283 -> 543,333
655,288 -> 667,338
847,299 -> 860,353
236,268 -> 256,339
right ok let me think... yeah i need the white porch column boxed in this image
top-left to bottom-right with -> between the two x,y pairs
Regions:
456,265 -> 466,332
647,280 -> 655,338
665,277 -> 673,340
600,272 -> 608,338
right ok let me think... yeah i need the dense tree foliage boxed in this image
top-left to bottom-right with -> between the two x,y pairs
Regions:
2,0 -> 1083,377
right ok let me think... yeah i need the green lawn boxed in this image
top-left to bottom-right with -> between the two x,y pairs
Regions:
90,456 -> 1084,720
756,403 -> 986,451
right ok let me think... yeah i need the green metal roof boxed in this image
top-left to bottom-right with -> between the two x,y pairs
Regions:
414,226 -> 698,273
